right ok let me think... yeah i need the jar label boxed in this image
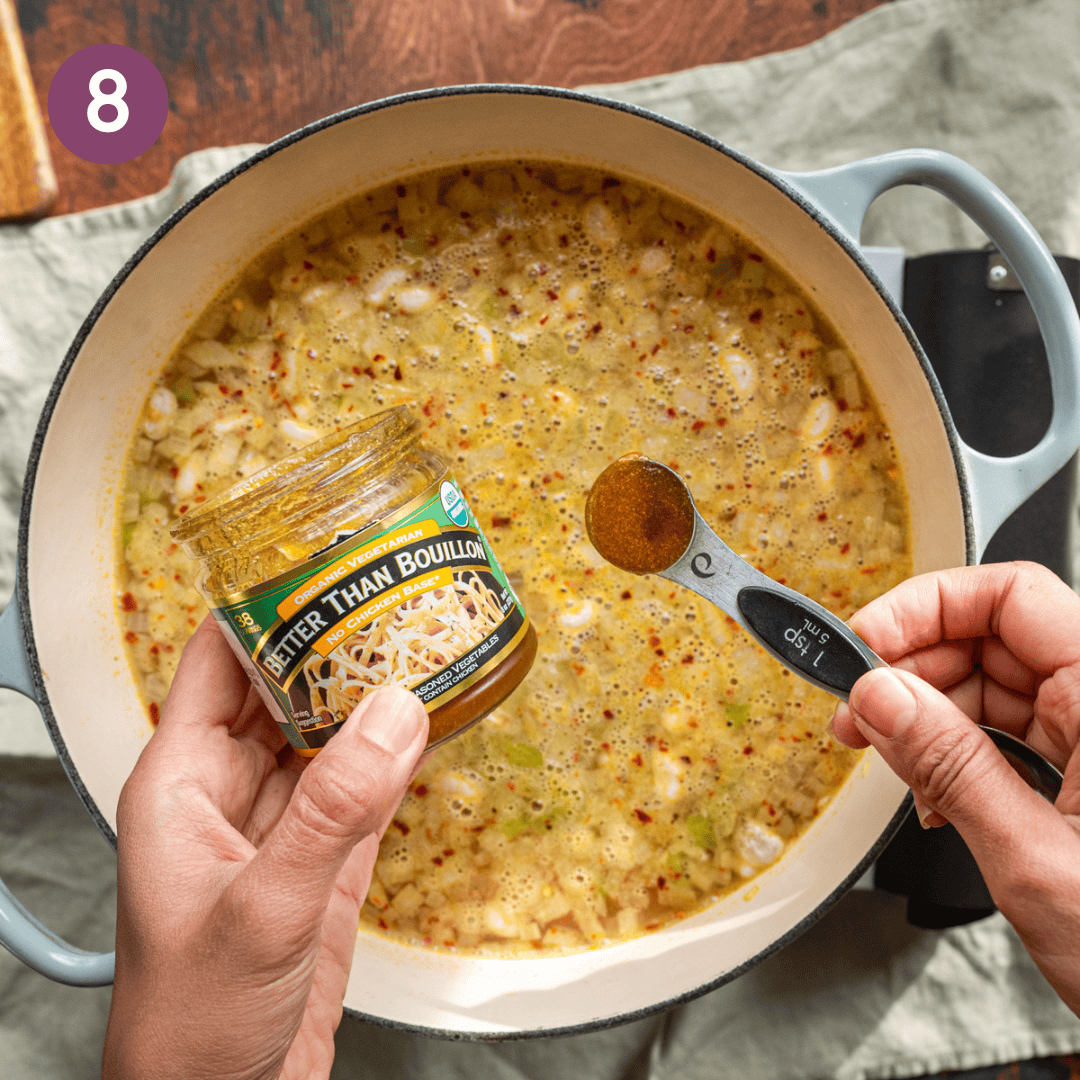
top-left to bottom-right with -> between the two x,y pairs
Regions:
208,477 -> 529,755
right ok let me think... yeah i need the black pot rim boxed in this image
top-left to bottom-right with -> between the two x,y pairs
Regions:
15,83 -> 964,1040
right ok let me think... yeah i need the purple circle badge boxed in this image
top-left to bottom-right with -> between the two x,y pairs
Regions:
48,45 -> 168,165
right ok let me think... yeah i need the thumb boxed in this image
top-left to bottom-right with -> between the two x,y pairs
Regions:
847,667 -> 1064,887
236,687 -> 428,942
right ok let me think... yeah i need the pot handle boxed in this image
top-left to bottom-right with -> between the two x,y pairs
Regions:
0,593 -> 115,986
774,149 -> 1080,561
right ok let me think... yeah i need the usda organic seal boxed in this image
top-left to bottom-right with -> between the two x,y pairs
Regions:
440,480 -> 470,526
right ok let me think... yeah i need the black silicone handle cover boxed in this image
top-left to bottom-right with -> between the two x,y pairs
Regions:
736,586 -> 876,696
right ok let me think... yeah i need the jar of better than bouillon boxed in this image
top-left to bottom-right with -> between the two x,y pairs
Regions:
171,406 -> 537,755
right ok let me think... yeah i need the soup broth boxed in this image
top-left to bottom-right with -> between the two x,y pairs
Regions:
117,161 -> 911,954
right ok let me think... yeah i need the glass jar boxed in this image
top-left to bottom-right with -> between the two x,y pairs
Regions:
171,406 -> 536,755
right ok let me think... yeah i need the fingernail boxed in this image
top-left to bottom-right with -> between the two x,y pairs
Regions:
849,668 -> 917,740
356,688 -> 427,756
828,701 -> 849,739
912,791 -> 934,829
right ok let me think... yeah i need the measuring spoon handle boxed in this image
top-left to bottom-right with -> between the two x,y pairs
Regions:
735,584 -> 886,700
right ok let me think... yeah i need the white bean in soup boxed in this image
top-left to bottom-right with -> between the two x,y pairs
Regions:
117,161 -> 911,955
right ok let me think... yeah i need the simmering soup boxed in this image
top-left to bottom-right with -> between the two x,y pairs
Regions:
117,161 -> 910,954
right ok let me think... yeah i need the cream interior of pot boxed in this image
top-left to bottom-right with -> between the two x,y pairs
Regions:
27,92 -> 964,1034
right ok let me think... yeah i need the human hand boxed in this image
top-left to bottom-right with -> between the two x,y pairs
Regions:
830,561 -> 1080,1016
102,616 -> 428,1080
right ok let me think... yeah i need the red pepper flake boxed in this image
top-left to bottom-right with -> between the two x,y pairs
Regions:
631,754 -> 643,767
509,304 -> 522,316
717,417 -> 728,427
648,635 -> 661,648
378,918 -> 389,930
120,592 -> 137,612
602,176 -> 621,189
149,645 -> 159,656
743,745 -> 754,755
656,875 -> 667,889
817,511 -> 828,522
591,322 -> 602,335
546,289 -> 559,301
706,247 -> 717,262
748,252 -> 763,262
363,367 -> 376,379
413,784 -> 428,797
458,439 -> 471,449
852,432 -> 866,448
232,389 -> 243,398
491,515 -> 512,528
861,567 -> 878,575
218,384 -> 230,395
395,225 -> 406,239
499,232 -> 513,245
432,856 -> 443,866
748,309 -> 763,324
690,420 -> 707,432
840,542 -> 850,554
633,809 -> 653,824
178,504 -> 188,514
271,352 -> 283,370
148,702 -> 160,725
168,465 -> 180,479
559,234 -> 569,247
391,820 -> 410,836
603,709 -> 614,719
124,631 -> 138,644
651,343 -> 661,356
497,287 -> 509,296
837,397 -> 849,412
393,365 -> 403,381
681,654 -> 694,665
346,274 -> 358,284
666,407 -> 677,418
396,184 -> 407,197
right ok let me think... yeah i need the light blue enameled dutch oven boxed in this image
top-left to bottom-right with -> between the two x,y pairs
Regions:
0,87 -> 1077,1037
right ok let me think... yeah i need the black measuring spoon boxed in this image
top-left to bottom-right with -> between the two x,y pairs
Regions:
586,456 -> 1064,802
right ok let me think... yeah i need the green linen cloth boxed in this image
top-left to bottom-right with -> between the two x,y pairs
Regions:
3,0 -> 1080,1075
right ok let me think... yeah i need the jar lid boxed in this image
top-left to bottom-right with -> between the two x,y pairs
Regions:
170,405 -> 419,551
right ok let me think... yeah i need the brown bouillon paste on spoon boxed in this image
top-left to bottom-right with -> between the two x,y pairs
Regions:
585,454 -> 696,575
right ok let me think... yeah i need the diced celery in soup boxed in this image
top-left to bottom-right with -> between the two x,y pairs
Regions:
118,162 -> 911,954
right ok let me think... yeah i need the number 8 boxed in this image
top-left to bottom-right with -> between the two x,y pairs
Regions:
87,68 -> 129,134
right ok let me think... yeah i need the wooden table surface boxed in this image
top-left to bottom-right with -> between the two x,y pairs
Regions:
21,0 -> 887,216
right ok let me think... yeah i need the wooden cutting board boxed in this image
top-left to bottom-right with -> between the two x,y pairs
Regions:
0,0 -> 56,219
